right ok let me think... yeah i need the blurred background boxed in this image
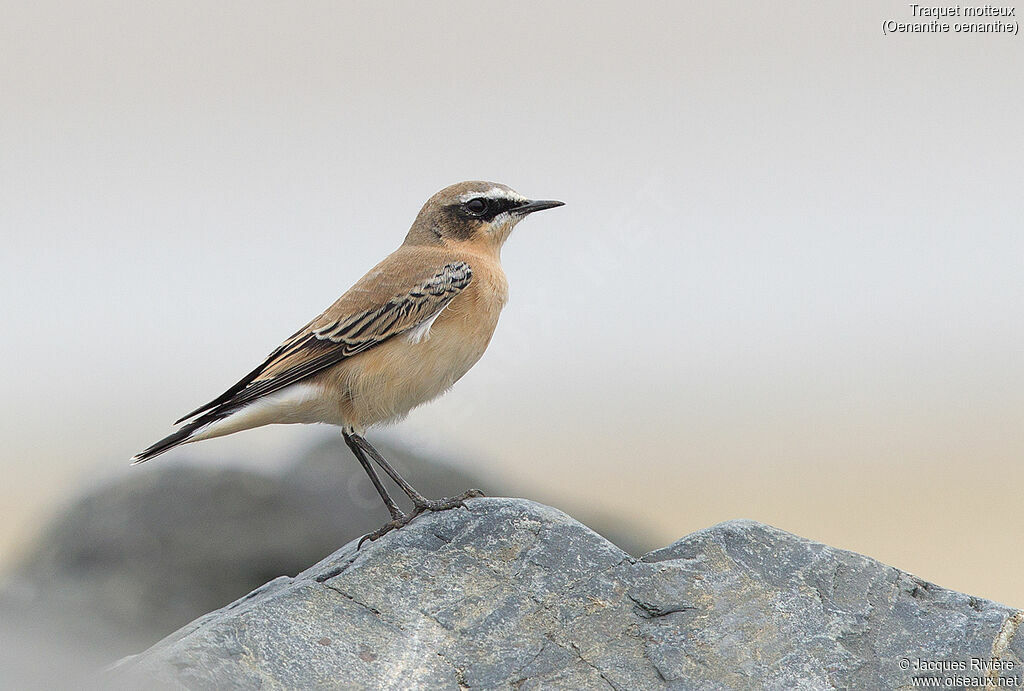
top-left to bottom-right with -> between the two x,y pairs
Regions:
1,0 -> 1022,678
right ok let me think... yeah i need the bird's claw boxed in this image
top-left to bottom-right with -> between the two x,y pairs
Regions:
357,489 -> 485,547
358,513 -> 412,547
413,488 -> 486,514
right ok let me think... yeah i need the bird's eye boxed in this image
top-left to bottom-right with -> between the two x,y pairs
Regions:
465,198 -> 488,215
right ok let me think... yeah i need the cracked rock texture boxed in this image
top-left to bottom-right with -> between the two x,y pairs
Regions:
3,438 -> 651,667
113,498 -> 1024,689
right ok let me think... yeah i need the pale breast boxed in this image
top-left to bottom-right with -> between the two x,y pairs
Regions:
327,256 -> 509,430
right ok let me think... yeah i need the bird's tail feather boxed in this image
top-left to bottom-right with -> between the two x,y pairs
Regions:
130,414 -> 222,465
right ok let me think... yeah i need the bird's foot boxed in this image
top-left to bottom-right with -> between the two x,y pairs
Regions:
357,489 -> 485,547
358,510 -> 414,547
412,488 -> 485,515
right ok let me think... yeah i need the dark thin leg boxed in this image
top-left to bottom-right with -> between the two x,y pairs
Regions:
343,430 -> 404,521
347,432 -> 484,543
350,434 -> 431,505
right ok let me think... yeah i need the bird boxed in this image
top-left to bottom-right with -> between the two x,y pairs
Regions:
132,181 -> 564,542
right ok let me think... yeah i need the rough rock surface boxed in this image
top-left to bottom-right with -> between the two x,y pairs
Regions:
4,438 -> 495,648
3,437 -> 653,659
114,498 -> 1024,690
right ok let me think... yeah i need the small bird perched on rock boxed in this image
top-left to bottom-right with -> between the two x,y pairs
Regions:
133,181 -> 563,541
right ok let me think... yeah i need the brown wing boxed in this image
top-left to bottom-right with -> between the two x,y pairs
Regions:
173,260 -> 472,424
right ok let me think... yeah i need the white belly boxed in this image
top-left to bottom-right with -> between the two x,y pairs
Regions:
188,382 -> 334,442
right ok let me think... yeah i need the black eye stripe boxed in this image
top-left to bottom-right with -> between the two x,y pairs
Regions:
492,198 -> 522,214
452,196 -> 524,223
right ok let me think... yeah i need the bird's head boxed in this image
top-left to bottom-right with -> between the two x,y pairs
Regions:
406,181 -> 563,249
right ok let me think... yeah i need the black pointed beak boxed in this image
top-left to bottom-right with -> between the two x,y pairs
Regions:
512,199 -> 565,215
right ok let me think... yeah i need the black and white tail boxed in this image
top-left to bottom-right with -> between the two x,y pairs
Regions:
130,413 -> 225,465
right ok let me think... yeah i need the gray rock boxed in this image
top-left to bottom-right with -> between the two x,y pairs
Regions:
2,439 -> 651,667
112,498 -> 1024,690
0,439 -> 501,683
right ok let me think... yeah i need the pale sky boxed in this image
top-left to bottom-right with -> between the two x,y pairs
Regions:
2,2 -> 1022,606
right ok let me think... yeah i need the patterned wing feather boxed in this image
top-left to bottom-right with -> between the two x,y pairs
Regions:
173,261 -> 472,423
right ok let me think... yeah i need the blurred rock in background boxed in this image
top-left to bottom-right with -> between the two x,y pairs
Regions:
0,436 -> 652,685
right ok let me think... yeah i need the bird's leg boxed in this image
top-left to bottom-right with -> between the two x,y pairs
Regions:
343,430 -> 413,545
342,430 -> 404,519
348,433 -> 484,517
